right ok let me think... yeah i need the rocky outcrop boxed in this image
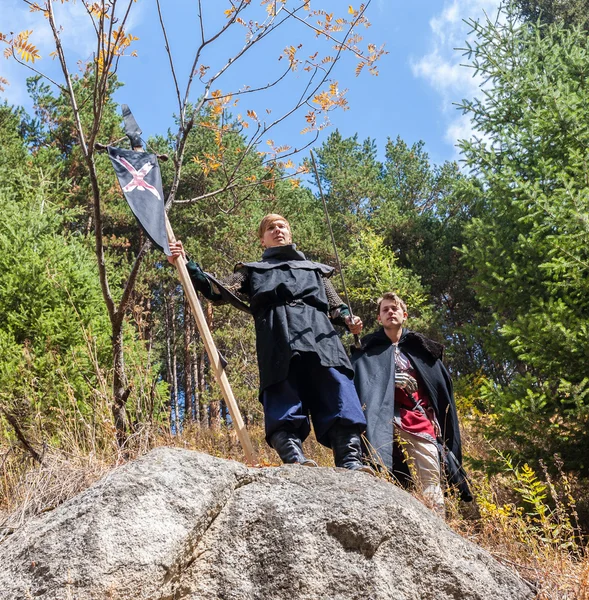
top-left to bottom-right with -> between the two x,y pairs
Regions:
0,447 -> 534,600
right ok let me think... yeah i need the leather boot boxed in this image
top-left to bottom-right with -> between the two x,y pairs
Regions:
269,430 -> 317,466
329,425 -> 374,473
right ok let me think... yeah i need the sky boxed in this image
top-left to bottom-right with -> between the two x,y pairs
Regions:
0,0 -> 502,167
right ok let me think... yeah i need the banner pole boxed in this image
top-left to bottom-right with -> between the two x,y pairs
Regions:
165,217 -> 256,465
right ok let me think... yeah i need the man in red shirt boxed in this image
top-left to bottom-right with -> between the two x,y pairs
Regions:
352,293 -> 471,515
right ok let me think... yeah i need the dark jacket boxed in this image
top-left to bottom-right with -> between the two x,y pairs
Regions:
352,328 -> 471,500
188,245 -> 354,393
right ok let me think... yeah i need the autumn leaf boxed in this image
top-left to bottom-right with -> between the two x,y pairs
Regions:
246,109 -> 258,121
13,31 -> 41,63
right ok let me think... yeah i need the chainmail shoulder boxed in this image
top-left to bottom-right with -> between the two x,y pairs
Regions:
217,268 -> 248,294
323,277 -> 345,310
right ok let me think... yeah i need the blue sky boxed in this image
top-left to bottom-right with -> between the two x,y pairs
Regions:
0,0 -> 501,166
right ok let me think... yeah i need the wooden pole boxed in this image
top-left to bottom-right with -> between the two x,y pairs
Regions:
165,217 -> 256,465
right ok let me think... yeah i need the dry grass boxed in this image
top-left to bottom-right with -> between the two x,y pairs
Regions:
1,418 -> 588,598
0,422 -> 334,539
0,448 -> 111,539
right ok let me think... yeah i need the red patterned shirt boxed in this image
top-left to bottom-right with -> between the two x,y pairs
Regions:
393,346 -> 438,443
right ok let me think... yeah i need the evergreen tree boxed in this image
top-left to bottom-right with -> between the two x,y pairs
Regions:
514,0 -> 589,30
311,131 -> 488,374
458,5 -> 589,470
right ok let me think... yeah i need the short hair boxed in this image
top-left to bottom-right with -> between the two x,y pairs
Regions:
257,213 -> 291,239
376,292 -> 407,315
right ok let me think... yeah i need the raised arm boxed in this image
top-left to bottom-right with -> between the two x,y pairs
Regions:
323,277 -> 363,335
168,240 -> 247,303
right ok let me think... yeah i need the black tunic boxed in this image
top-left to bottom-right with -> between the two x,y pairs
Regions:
188,245 -> 354,393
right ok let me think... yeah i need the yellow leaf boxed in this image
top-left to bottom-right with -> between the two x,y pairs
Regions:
348,5 -> 355,14
15,40 -> 41,63
246,109 -> 258,120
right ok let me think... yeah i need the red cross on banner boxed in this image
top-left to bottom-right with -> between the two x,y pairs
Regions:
107,146 -> 170,255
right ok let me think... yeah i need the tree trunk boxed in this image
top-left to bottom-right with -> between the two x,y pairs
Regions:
184,297 -> 194,424
191,337 -> 200,424
111,323 -> 129,449
171,302 -> 179,432
206,302 -> 221,430
197,346 -> 207,426
164,296 -> 179,433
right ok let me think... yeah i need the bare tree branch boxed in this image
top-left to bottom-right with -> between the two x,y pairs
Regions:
174,160 -> 315,208
1,408 -> 42,464
115,239 -> 152,327
282,2 -> 373,62
155,0 -> 183,121
7,50 -> 66,91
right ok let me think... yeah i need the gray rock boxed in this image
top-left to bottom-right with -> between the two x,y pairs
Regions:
0,447 -> 534,600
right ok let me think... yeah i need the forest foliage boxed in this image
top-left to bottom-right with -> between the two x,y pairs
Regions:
1,1 -> 589,594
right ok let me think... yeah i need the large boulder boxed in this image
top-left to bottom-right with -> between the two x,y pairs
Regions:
0,447 -> 534,600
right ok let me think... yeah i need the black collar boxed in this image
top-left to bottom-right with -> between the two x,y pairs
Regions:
358,327 -> 444,361
261,244 -> 306,261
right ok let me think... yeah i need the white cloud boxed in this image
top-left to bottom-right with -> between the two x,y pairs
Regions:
412,0 -> 502,153
445,113 -> 475,146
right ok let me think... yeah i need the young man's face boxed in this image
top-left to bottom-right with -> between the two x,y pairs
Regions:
261,219 -> 292,248
378,299 -> 407,329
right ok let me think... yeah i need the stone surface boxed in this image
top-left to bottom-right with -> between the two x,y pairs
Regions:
0,447 -> 535,600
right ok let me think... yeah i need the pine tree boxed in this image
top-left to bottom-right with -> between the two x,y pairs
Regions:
458,5 -> 589,470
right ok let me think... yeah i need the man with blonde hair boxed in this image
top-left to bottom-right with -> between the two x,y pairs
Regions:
169,214 -> 369,471
352,292 -> 471,515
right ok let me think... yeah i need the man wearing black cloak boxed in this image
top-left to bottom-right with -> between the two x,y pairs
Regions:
168,214 -> 369,471
352,292 -> 471,514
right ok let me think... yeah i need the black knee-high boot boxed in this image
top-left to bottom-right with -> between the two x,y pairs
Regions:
269,430 -> 317,466
329,425 -> 373,472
